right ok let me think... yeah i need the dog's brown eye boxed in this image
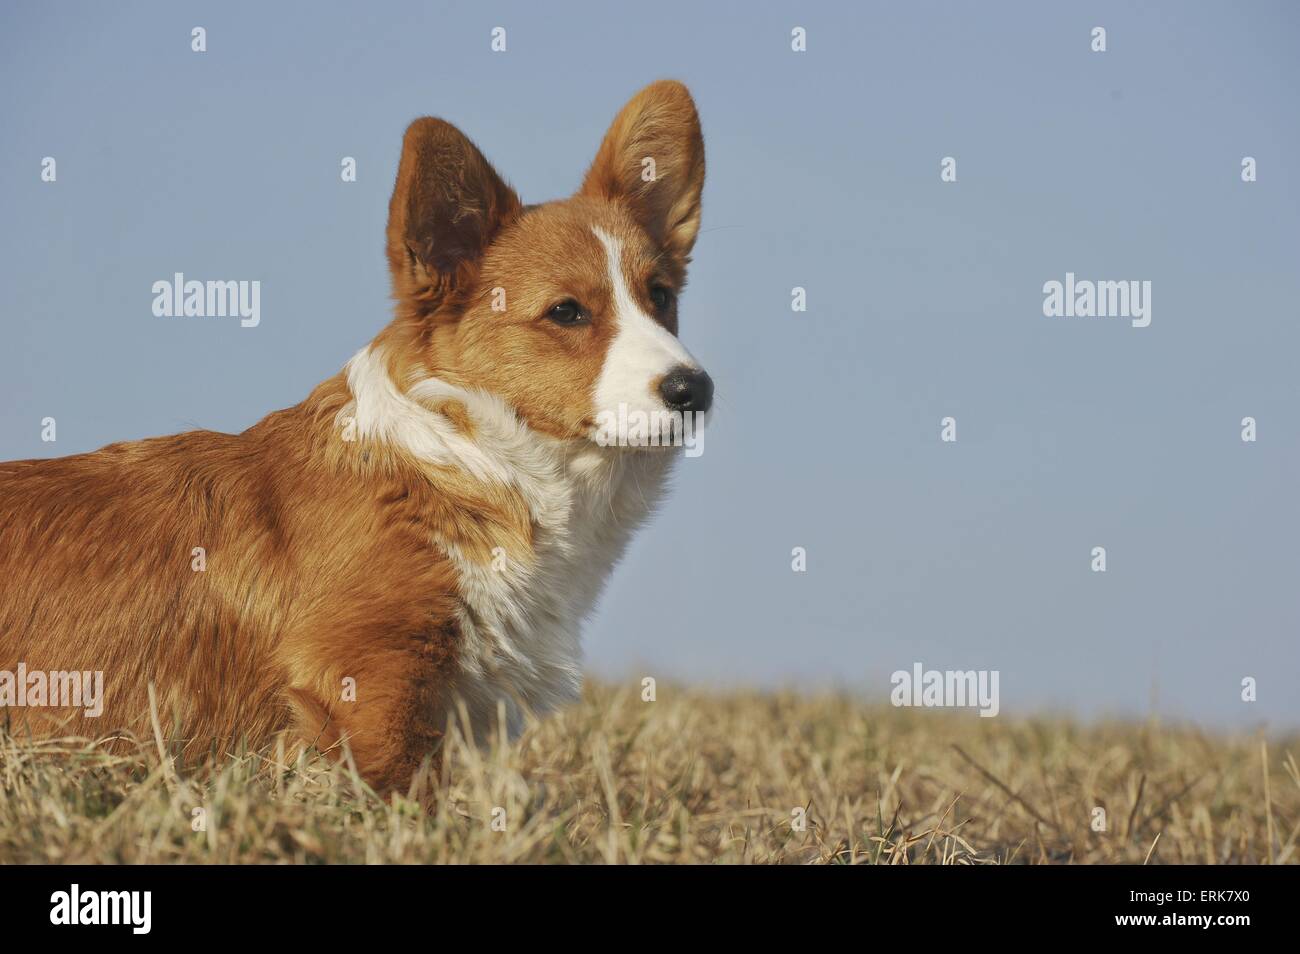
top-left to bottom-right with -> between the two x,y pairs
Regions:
547,300 -> 585,325
650,285 -> 673,312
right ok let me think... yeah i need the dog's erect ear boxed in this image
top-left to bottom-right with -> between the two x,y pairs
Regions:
580,81 -> 705,263
386,117 -> 522,312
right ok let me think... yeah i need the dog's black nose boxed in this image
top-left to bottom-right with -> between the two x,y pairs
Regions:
658,366 -> 714,414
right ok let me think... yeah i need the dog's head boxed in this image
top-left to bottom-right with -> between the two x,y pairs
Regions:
382,80 -> 711,447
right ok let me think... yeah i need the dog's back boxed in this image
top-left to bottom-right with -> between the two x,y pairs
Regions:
0,390 -> 461,781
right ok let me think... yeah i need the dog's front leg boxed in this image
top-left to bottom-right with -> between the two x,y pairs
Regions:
283,622 -> 459,803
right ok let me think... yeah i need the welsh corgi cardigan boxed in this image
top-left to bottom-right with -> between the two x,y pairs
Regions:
0,81 -> 712,794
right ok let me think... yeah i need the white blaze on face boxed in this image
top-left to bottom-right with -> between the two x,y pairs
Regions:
591,226 -> 698,419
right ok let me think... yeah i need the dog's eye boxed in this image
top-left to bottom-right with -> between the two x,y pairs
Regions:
650,285 -> 674,312
547,300 -> 586,325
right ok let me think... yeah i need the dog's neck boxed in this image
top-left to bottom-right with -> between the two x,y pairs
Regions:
333,342 -> 677,738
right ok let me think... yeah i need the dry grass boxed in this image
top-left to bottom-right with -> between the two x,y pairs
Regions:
0,681 -> 1296,864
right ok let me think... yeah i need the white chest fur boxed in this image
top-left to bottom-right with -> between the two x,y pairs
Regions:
442,441 -> 675,741
340,345 -> 677,742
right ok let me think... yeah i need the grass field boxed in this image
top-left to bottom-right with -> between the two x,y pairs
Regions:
1,681 -> 1295,864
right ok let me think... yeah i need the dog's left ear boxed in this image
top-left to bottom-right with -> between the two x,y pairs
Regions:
580,80 -> 705,263
386,117 -> 523,314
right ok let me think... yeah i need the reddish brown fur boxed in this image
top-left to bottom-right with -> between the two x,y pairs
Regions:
0,81 -> 705,796
0,389 -> 463,792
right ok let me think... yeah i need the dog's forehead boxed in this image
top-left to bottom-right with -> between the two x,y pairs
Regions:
496,198 -> 656,272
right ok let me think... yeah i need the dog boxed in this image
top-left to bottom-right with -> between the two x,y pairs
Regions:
0,80 -> 712,795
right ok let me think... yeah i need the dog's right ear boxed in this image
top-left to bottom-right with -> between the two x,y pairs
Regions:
386,118 -> 522,315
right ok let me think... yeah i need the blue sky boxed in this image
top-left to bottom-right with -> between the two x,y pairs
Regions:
2,1 -> 1297,728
